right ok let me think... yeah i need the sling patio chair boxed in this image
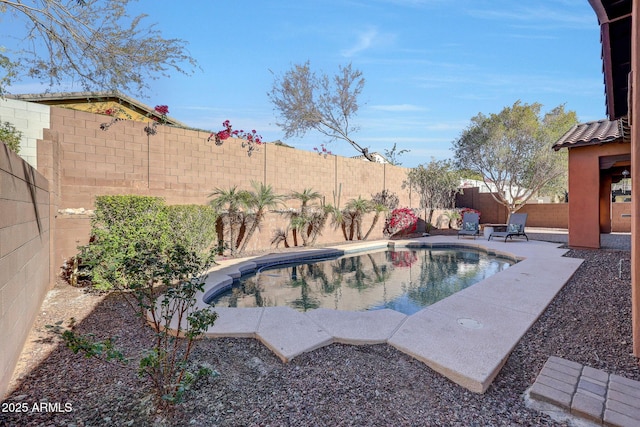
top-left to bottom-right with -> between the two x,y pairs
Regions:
458,212 -> 480,239
488,213 -> 529,242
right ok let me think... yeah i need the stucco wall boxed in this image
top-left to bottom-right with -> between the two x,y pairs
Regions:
612,202 -> 632,232
568,143 -> 631,248
0,143 -> 50,398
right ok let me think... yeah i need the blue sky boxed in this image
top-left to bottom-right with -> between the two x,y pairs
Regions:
5,0 -> 605,167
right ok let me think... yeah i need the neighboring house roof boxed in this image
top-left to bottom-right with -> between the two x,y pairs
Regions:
351,152 -> 389,164
552,118 -> 629,151
588,0 -> 632,119
7,91 -> 188,128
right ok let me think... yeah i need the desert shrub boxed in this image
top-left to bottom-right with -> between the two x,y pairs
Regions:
167,204 -> 218,262
81,195 -> 169,290
68,195 -> 219,408
371,189 -> 399,213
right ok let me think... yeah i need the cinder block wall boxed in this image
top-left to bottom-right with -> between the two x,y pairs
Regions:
36,107 -> 416,266
519,203 -> 569,228
456,187 -> 569,227
0,98 -> 50,169
0,143 -> 50,398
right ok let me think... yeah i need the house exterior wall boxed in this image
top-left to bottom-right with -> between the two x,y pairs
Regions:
0,98 -> 51,169
567,143 -> 631,248
0,143 -> 50,398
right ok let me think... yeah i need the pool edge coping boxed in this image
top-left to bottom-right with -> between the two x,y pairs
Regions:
160,236 -> 583,394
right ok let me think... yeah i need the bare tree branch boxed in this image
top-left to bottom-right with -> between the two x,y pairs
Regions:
0,0 -> 197,97
268,61 -> 373,161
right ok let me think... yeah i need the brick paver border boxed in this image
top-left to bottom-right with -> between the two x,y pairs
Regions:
528,356 -> 640,427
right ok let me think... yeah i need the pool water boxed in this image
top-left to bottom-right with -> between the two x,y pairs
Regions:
209,248 -> 514,315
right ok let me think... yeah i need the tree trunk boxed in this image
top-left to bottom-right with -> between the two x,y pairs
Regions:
363,212 -> 380,240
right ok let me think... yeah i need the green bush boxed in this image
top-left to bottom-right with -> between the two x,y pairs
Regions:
0,121 -> 22,154
167,204 -> 218,262
81,195 -> 170,290
80,196 -> 219,290
72,195 -> 220,408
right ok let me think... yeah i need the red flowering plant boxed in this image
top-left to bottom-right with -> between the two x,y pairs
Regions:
144,105 -> 170,136
208,120 -> 263,156
383,207 -> 419,237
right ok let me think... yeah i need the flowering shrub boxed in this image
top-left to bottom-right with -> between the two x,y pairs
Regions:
208,120 -> 263,156
457,208 -> 481,228
313,143 -> 332,158
144,105 -> 170,135
154,104 -> 169,116
383,207 -> 419,237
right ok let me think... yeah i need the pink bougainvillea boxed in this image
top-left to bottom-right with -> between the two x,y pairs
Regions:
383,207 -> 419,237
154,105 -> 169,116
313,143 -> 332,158
208,120 -> 263,156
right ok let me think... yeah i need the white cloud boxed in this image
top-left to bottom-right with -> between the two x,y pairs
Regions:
341,27 -> 395,57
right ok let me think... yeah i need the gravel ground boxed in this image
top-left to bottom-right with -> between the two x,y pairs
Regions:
2,246 -> 639,426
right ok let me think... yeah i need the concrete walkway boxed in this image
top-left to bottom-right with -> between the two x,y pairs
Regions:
526,356 -> 640,427
178,236 -> 583,394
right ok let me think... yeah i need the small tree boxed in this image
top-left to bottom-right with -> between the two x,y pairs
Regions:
371,190 -> 399,213
453,101 -> 577,213
404,159 -> 462,226
383,143 -> 410,166
268,61 -> 375,161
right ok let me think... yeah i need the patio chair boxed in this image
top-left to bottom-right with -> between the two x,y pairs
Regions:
458,212 -> 480,239
488,213 -> 529,242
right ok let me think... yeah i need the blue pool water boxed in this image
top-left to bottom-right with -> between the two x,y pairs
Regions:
209,247 -> 514,315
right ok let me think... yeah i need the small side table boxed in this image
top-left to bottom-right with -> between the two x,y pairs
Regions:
482,224 -> 507,240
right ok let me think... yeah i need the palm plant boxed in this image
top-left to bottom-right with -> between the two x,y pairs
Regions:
363,202 -> 388,240
345,196 -> 372,240
239,181 -> 284,253
208,186 -> 250,255
289,188 -> 322,246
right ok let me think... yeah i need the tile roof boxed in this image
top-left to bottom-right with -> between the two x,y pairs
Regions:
552,118 -> 627,150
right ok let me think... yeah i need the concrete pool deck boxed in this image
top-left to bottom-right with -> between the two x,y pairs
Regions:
183,236 -> 583,394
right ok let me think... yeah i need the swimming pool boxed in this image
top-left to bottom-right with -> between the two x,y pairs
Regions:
209,247 -> 514,315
